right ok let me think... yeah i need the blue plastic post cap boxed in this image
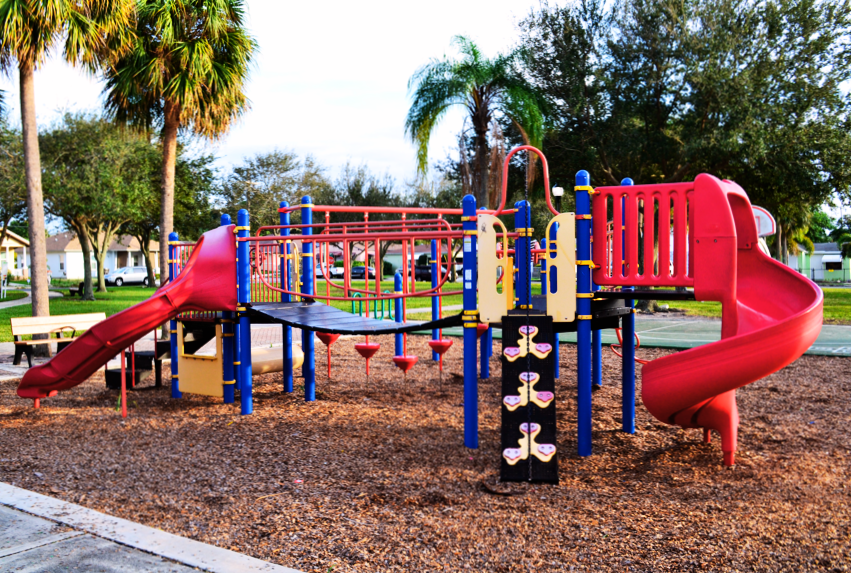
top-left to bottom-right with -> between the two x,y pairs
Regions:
621,177 -> 634,186
168,232 -> 178,241
576,170 -> 590,186
280,200 -> 289,208
237,209 -> 248,226
301,196 -> 312,205
220,214 -> 231,225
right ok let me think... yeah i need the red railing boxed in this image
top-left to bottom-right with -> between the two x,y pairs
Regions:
592,182 -> 695,287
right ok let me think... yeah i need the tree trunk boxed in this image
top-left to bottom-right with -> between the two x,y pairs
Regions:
87,224 -> 108,292
159,103 -> 180,288
134,231 -> 156,287
19,63 -> 50,355
473,128 -> 490,209
20,64 -> 49,311
72,221 -> 95,301
775,222 -> 783,262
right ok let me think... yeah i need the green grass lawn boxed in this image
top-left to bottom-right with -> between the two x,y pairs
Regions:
3,281 -> 846,343
671,287 -> 850,323
0,286 -> 155,342
0,291 -> 29,302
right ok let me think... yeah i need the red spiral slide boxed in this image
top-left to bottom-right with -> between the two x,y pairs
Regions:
640,175 -> 823,465
17,225 -> 237,402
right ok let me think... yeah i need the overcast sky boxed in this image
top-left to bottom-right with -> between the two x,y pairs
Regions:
0,0 -> 544,186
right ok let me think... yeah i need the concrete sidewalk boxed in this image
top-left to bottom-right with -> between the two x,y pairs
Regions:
0,482 -> 301,573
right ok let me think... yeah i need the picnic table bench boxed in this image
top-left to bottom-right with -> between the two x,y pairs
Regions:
11,312 -> 106,367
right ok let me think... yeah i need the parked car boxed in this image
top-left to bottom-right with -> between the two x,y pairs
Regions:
314,264 -> 345,279
350,266 -> 376,279
105,266 -> 155,286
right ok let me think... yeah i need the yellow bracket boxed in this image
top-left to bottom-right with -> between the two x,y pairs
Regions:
577,315 -> 593,320
299,203 -> 315,208
576,293 -> 594,298
574,185 -> 598,195
460,216 -> 477,222
463,230 -> 478,236
576,260 -> 599,269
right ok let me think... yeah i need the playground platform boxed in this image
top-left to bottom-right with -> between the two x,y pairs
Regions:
0,482 -> 301,572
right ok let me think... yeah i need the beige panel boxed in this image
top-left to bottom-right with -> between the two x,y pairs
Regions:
177,322 -> 225,397
477,214 -> 512,323
252,344 -> 304,374
545,213 -> 577,322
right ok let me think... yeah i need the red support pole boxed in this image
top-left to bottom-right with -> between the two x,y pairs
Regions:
121,347 -> 127,418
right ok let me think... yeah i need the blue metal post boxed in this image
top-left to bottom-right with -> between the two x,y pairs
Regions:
541,237 -> 560,379
236,210 -> 252,415
394,272 -> 403,355
220,215 -> 235,405
478,206 -> 490,380
514,201 -> 532,309
280,201 -> 294,393
301,197 -> 316,402
430,239 -> 439,360
621,177 -> 636,434
576,171 -> 593,457
168,232 -> 181,399
461,195 -> 478,449
592,278 -> 602,388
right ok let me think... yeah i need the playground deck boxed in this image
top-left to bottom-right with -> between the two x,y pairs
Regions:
0,335 -> 847,572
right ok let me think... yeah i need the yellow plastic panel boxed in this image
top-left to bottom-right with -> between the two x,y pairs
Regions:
177,322 -> 224,397
477,214 -> 512,323
545,213 -> 577,322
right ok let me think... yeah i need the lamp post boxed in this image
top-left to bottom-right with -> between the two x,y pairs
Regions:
552,185 -> 564,213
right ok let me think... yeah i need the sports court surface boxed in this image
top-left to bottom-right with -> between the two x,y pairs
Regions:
433,316 -> 851,357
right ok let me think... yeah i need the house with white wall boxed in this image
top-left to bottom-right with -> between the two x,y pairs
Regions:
789,242 -> 850,282
46,232 -> 160,280
0,229 -> 30,278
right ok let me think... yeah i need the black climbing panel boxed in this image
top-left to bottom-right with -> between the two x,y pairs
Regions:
500,312 -> 559,484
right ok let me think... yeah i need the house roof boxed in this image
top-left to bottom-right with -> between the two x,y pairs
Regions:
813,242 -> 840,254
0,228 -> 29,248
46,231 -> 160,253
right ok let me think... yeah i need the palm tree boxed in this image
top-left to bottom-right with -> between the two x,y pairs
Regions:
103,0 -> 256,283
406,36 -> 544,209
0,0 -> 134,322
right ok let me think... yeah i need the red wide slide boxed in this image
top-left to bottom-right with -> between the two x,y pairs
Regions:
17,225 -> 238,401
641,175 -> 823,465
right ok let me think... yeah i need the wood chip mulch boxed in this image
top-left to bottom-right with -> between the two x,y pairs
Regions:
0,335 -> 849,572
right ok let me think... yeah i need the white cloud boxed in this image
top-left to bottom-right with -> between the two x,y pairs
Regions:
0,0 -> 542,184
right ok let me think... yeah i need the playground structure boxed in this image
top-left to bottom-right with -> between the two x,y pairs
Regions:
16,146 -> 823,469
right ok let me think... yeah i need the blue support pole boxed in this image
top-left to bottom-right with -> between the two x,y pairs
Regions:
514,201 -> 532,309
301,197 -> 316,402
461,194 -> 478,449
394,272 -> 403,355
168,232 -> 181,399
621,177 -> 636,434
479,326 -> 490,380
236,210 -> 253,415
541,237 -> 560,379
478,206 -> 490,380
220,215 -> 235,404
576,171 -> 593,457
592,278 -> 602,389
430,239 -> 439,360
280,201 -> 294,394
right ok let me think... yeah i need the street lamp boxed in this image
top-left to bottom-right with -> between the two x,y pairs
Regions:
552,185 -> 564,213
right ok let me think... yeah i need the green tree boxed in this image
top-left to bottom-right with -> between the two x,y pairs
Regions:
41,114 -> 150,297
406,36 -> 545,208
0,119 -> 26,251
0,0 -> 134,321
518,0 -> 851,263
103,0 -> 256,287
219,151 -> 331,233
122,142 -> 218,286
